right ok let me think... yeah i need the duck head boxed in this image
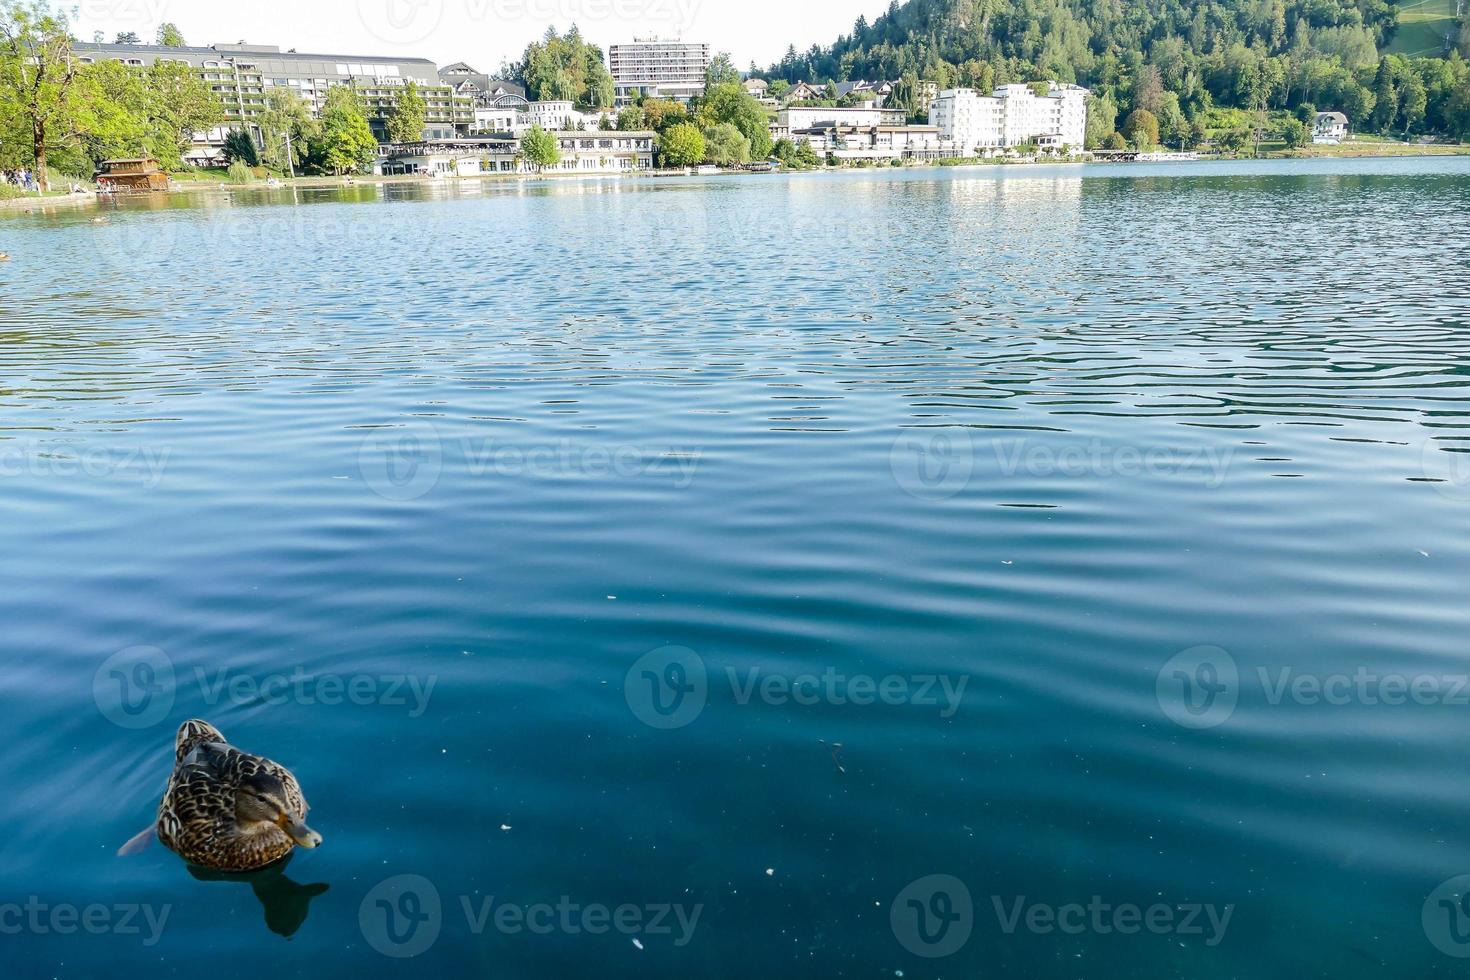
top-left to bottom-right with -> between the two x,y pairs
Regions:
236,772 -> 322,849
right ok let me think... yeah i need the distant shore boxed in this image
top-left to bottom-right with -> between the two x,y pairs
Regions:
4,143 -> 1467,215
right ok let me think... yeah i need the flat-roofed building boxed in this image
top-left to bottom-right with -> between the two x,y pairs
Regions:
773,105 -> 885,144
73,42 -> 473,163
376,130 -> 655,176
607,38 -> 710,105
930,81 -> 1088,154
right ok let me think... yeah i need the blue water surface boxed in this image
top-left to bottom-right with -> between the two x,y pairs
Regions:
2,157 -> 1470,977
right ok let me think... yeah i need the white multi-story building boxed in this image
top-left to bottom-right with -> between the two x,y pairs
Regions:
773,106 -> 885,144
607,38 -> 710,105
376,131 -> 655,177
792,125 -> 957,162
930,82 -> 1088,155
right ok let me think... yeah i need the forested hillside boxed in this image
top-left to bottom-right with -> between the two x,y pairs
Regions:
767,0 -> 1470,142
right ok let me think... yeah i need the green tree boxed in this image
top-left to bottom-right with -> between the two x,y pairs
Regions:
386,80 -> 426,143
692,82 -> 773,158
615,106 -> 643,130
142,60 -> 224,168
223,129 -> 259,166
1370,58 -> 1397,132
259,87 -> 318,172
1399,72 -> 1427,135
520,124 -> 560,170
1121,108 -> 1159,148
113,31 -> 139,44
659,121 -> 706,166
640,98 -> 686,133
155,22 -> 185,46
1084,92 -> 1117,148
1104,131 -> 1128,149
706,52 -> 739,86
313,86 -> 377,174
517,27 -> 615,109
1217,127 -> 1251,155
702,122 -> 750,164
1280,117 -> 1309,148
793,140 -> 820,167
0,1 -> 86,190
75,58 -> 146,164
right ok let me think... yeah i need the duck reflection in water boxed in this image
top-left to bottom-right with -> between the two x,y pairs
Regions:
186,853 -> 329,938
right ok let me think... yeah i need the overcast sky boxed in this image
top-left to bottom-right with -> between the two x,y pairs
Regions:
71,0 -> 892,72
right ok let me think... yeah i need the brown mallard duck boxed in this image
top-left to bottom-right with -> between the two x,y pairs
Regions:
156,720 -> 322,872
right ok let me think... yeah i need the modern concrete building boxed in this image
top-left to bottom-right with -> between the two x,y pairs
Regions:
929,82 -> 1088,155
73,42 -> 472,162
791,125 -> 956,162
376,131 -> 655,177
607,38 -> 710,105
773,105 -> 886,144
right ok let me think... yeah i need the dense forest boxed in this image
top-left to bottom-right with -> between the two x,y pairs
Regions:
764,0 -> 1470,142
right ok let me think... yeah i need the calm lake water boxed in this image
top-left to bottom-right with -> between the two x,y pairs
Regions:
3,157 -> 1470,978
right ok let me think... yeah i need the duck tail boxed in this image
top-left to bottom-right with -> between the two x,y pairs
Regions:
175,719 -> 225,761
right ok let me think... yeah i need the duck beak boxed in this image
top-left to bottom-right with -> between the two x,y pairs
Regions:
281,815 -> 323,848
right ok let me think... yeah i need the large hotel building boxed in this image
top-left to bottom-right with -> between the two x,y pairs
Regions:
71,42 -> 471,161
929,83 -> 1090,154
606,38 -> 711,106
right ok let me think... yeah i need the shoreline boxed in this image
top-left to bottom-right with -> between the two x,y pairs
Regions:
4,144 -> 1466,214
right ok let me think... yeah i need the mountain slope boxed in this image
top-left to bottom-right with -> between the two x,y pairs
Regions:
767,0 -> 1469,138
